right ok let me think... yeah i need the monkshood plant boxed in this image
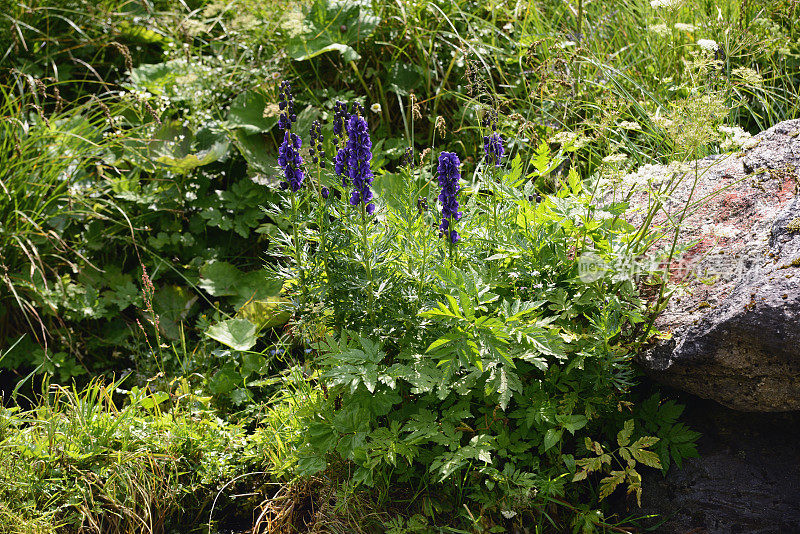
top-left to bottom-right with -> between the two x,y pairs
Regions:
258,85 -> 698,531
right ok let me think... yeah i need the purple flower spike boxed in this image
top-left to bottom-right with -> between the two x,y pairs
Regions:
483,132 -> 504,167
437,151 -> 462,242
335,147 -> 349,185
345,114 -> 376,214
278,131 -> 304,191
278,81 -> 295,131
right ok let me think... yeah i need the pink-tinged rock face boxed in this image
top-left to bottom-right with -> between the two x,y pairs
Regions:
623,119 -> 800,411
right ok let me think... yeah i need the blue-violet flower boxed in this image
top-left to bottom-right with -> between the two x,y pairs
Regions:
309,120 -> 325,168
278,81 -> 296,131
345,114 -> 375,214
278,132 -> 304,191
437,151 -> 462,243
483,132 -> 504,167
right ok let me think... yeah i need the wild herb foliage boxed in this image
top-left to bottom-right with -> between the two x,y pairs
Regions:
252,97 -> 699,528
1,0 -> 798,381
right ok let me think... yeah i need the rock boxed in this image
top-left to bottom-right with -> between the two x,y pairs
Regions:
637,394 -> 800,534
623,119 -> 800,411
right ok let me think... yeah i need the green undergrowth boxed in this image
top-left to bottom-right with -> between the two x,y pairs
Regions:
0,377 -> 294,534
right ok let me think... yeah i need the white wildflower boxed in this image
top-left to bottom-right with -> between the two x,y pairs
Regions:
718,125 -> 752,151
618,121 -> 642,131
602,153 -> 628,164
557,40 -> 576,48
550,131 -> 591,150
651,115 -> 675,129
650,0 -> 681,8
501,510 -> 518,519
370,103 -> 382,114
262,103 -> 281,118
648,24 -> 670,36
732,66 -> 763,86
502,22 -> 514,33
697,39 -> 719,52
674,23 -> 697,32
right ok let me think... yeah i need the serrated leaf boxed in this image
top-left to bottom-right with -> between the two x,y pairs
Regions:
598,471 -> 625,501
557,414 -> 587,435
363,367 -> 378,393
426,330 -> 463,353
238,297 -> 291,329
296,455 -> 328,476
617,419 -> 634,447
631,436 -> 660,449
241,353 -> 267,377
198,262 -> 242,297
631,447 -> 662,469
208,363 -> 240,395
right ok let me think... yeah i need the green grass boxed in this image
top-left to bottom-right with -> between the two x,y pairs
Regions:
0,377 -> 263,533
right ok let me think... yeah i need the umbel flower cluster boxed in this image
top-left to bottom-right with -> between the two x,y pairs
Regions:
437,152 -> 462,243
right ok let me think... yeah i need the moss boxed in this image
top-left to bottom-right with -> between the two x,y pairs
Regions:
785,218 -> 800,233
780,257 -> 800,269
768,165 -> 796,182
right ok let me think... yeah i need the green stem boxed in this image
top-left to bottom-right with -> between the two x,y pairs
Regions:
636,157 -> 700,349
361,204 -> 375,327
291,193 -> 305,310
316,168 -> 334,319
448,237 -> 455,264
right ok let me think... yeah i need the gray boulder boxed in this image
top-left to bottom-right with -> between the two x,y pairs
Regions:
637,396 -> 800,534
627,119 -> 800,412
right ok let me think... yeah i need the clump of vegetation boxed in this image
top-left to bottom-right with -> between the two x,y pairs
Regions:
0,0 -> 796,531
